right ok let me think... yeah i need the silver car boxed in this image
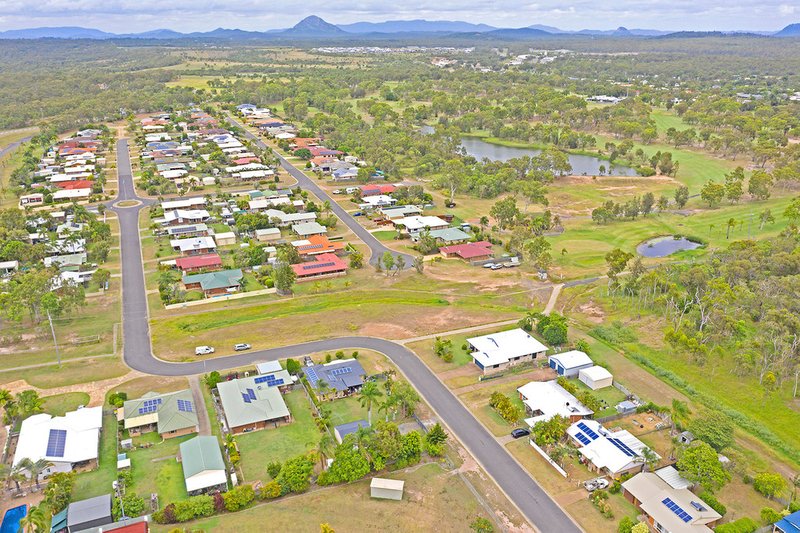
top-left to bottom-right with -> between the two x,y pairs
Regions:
234,343 -> 251,351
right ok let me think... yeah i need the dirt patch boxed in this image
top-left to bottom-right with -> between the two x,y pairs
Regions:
577,301 -> 606,323
358,322 -> 416,340
455,442 -> 480,475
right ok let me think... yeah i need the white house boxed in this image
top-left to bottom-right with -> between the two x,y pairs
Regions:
467,328 -> 548,375
161,198 -> 206,212
170,236 -> 217,256
517,380 -> 593,426
567,419 -> 658,478
394,216 -> 449,237
13,407 -> 103,478
579,366 -> 613,390
359,195 -> 397,210
548,350 -> 594,377
264,209 -> 316,228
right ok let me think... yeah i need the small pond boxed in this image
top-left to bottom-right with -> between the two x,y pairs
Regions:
637,236 -> 702,258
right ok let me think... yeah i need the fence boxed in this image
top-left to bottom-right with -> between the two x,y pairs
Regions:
529,439 -> 568,478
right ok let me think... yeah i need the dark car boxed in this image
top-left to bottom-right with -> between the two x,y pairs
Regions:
511,428 -> 530,439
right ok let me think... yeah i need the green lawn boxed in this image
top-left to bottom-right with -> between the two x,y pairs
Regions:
235,390 -> 322,482
42,392 -> 90,416
0,358 -> 129,390
72,413 -> 118,499
127,432 -> 192,504
325,396 -> 369,427
651,108 -> 692,133
571,378 -> 626,418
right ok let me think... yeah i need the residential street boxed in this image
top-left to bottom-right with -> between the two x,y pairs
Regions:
112,138 -> 581,533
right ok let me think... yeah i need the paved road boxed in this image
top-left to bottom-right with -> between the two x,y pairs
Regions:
0,135 -> 33,158
112,138 -> 580,533
228,114 -> 414,268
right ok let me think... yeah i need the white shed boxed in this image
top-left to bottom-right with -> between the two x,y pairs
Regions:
370,477 -> 404,501
578,366 -> 613,390
548,350 -> 593,377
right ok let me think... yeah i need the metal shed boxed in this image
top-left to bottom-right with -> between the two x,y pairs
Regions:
370,477 -> 404,501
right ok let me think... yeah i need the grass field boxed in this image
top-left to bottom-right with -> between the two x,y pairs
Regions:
152,462 -> 492,533
325,396 -> 369,427
235,390 -> 322,483
72,413 -> 118,499
651,108 -> 693,133
41,392 -> 90,416
128,432 -> 191,504
165,75 -> 228,89
0,358 -> 129,389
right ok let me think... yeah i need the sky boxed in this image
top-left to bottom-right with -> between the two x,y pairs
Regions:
0,0 -> 796,33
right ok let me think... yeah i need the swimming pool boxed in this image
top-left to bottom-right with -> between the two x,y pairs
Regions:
0,504 -> 26,533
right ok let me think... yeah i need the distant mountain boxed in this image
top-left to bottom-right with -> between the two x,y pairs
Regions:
282,16 -> 346,36
527,24 -> 565,34
483,27 -> 553,39
0,26 -> 115,39
123,29 -> 184,39
574,27 -> 671,36
338,19 -> 496,34
775,23 -> 800,36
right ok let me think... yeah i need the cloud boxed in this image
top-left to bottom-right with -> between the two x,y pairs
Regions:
0,0 -> 795,33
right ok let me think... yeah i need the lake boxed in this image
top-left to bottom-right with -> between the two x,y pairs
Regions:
637,236 -> 702,258
459,137 -> 639,177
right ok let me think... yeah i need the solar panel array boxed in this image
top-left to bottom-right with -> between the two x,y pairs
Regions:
247,388 -> 256,400
138,398 -> 163,415
301,261 -> 338,271
330,367 -> 352,376
255,374 -> 285,387
306,366 -> 320,386
177,399 -> 193,413
577,422 -> 600,440
46,429 -> 67,458
662,498 -> 693,523
575,432 -> 591,445
242,393 -> 252,403
608,437 -> 637,457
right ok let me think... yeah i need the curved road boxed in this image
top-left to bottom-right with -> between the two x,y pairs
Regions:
228,113 -> 414,268
112,138 -> 580,533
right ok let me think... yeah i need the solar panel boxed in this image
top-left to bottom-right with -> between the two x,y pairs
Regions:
662,498 -> 693,523
46,429 -> 67,458
302,261 -> 337,271
268,379 -> 284,387
575,432 -> 591,445
177,400 -> 193,412
608,438 -> 637,457
577,422 -> 599,440
306,367 -> 319,385
254,376 -> 268,384
247,388 -> 256,400
331,367 -> 352,376
690,501 -> 707,512
242,393 -> 251,403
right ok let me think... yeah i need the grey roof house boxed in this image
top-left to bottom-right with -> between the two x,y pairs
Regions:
303,359 -> 367,398
217,376 -> 291,433
334,420 -> 370,444
120,390 -> 199,438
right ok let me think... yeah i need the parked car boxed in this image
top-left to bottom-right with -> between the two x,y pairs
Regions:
490,264 -> 504,270
234,343 -> 251,351
352,211 -> 363,217
332,189 -> 343,194
511,428 -> 530,439
195,346 -> 215,355
583,477 -> 609,492
482,262 -> 496,269
594,478 -> 610,490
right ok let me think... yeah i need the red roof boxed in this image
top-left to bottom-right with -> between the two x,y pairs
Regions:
360,184 -> 396,196
440,241 -> 494,259
233,157 -> 260,165
175,253 -> 222,271
292,253 -> 347,277
293,235 -> 345,256
55,179 -> 94,190
104,522 -> 148,533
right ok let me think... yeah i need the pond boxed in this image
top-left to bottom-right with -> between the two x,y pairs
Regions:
459,137 -> 639,177
637,236 -> 702,258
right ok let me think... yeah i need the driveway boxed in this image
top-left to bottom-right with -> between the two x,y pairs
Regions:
112,138 -> 580,533
227,113 -> 414,268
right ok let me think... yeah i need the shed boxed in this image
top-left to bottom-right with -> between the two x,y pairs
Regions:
334,420 -> 369,444
66,494 -> 113,532
214,232 -> 236,246
578,366 -> 613,390
548,350 -> 593,377
370,477 -> 404,501
179,436 -> 228,495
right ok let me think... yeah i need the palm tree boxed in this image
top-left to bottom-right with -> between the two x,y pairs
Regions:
16,390 -> 43,419
9,464 -> 27,492
19,458 -> 52,489
353,425 -> 373,451
316,379 -> 331,401
358,382 -> 383,426
18,504 -> 46,533
640,447 -> 660,472
316,434 -> 334,470
670,399 -> 691,431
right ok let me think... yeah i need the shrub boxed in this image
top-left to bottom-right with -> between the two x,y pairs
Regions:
470,517 -> 494,533
753,472 -> 787,499
266,461 -> 282,479
617,516 -> 635,533
609,481 -> 621,494
223,485 -> 255,512
260,480 -> 282,500
699,491 -> 727,516
590,490 -> 614,519
713,517 -> 759,533
631,524 -> 649,533
759,507 -> 782,525
285,359 -> 301,375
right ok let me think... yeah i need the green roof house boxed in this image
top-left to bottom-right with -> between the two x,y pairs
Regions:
120,390 -> 199,439
182,268 -> 243,297
217,376 -> 292,434
179,436 -> 228,495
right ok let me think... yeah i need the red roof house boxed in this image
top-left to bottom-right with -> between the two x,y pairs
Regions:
439,241 -> 494,261
360,184 -> 396,196
55,179 -> 94,190
293,235 -> 345,257
175,253 -> 223,273
291,253 -> 348,281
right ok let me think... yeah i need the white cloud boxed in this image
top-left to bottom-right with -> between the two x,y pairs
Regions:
779,4 -> 796,15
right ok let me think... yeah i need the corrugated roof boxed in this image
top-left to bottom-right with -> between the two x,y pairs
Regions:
180,436 -> 225,479
217,376 -> 290,428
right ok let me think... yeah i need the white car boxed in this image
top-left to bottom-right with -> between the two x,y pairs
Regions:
195,346 -> 215,355
482,262 -> 496,269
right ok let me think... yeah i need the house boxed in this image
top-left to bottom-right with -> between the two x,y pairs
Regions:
161,197 -> 206,212
579,366 -> 614,390
518,380 -> 593,426
120,390 -> 199,439
370,478 -> 405,501
53,188 -> 91,202
0,260 -> 19,277
19,193 -> 45,208
380,205 -> 422,220
254,361 -> 294,393
254,227 -> 282,242
359,195 -> 396,210
427,227 -> 471,244
439,241 -> 494,262
548,350 -> 594,377
292,221 -> 328,238
360,184 -> 396,196
334,420 -> 369,444
394,216 -> 449,238
303,359 -> 366,399
179,436 -> 228,496
65,494 -> 113,532
292,235 -> 345,257
292,253 -> 348,281
182,268 -> 243,297
175,253 -> 222,273
467,328 -> 548,375
622,472 -> 721,532
170,236 -> 216,256
568,419 -> 658,478
264,209 -> 316,228
214,232 -> 236,246
166,223 -> 209,239
13,407 -> 103,478
217,376 -> 291,434
774,510 -> 800,533
44,253 -> 87,270
163,209 -> 210,226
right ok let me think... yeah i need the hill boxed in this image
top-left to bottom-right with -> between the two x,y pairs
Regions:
0,26 -> 115,39
338,19 -> 495,33
775,23 -> 800,37
282,16 -> 346,36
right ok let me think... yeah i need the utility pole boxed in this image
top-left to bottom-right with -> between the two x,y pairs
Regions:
47,310 -> 61,367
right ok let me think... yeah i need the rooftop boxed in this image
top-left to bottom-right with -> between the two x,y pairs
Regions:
568,419 -> 658,475
468,328 -> 548,367
67,494 -> 111,528
182,269 -> 242,291
518,380 -> 593,425
303,358 -> 366,393
439,240 -> 494,259
623,472 -> 721,532
549,350 -> 593,369
122,390 -> 199,435
14,406 -> 103,467
217,376 -> 291,428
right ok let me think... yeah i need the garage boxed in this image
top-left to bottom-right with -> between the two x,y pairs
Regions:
578,365 -> 614,390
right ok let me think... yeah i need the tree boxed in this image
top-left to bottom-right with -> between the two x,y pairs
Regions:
674,186 -> 690,208
348,249 -> 364,269
753,472 -> 787,499
426,423 -> 448,446
688,412 -> 734,451
605,248 -> 633,291
413,255 -> 424,274
531,415 -> 569,447
436,159 -> 465,205
700,181 -> 726,207
724,167 -> 745,204
203,371 -> 222,389
676,441 -> 730,491
512,180 -> 548,211
670,399 -> 691,430
320,524 -> 335,533
641,192 -> 655,216
748,170 -> 773,200
470,517 -> 494,533
43,471 -> 74,514
273,262 -> 296,294
784,197 -> 800,226
759,209 -> 775,230
631,523 -> 650,533
394,254 -> 406,273
285,358 -> 301,375
358,381 -> 383,425
523,237 -> 552,272
222,484 -> 255,511
318,439 -> 371,485
535,313 -> 569,346
489,197 -> 520,229
275,454 -> 314,494
18,505 -> 46,533
381,251 -> 394,276
617,516 -> 635,533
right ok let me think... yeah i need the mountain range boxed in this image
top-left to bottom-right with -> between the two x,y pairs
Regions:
0,16 -> 796,40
